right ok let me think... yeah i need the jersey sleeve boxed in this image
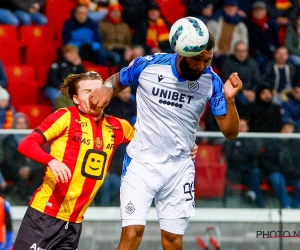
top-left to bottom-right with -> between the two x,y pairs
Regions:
119,119 -> 135,143
209,74 -> 227,116
36,108 -> 70,142
119,56 -> 153,87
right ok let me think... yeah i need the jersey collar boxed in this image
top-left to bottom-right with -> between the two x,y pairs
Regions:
171,54 -> 187,83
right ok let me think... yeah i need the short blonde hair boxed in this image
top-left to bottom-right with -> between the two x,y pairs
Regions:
59,71 -> 103,99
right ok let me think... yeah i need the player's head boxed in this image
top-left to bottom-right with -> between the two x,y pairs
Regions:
60,71 -> 103,117
179,32 -> 215,81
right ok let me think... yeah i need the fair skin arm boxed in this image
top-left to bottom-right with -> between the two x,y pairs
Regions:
214,73 -> 242,140
48,159 -> 72,183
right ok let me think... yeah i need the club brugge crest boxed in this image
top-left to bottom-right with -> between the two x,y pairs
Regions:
125,201 -> 135,214
188,81 -> 199,92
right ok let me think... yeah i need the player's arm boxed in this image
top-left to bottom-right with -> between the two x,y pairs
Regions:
18,109 -> 72,183
89,56 -> 148,111
212,73 -> 242,140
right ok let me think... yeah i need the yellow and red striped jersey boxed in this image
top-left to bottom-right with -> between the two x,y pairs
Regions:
30,107 -> 134,223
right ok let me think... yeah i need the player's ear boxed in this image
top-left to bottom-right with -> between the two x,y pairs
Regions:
73,95 -> 80,105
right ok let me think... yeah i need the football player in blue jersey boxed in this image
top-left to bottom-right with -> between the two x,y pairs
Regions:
89,32 -> 242,250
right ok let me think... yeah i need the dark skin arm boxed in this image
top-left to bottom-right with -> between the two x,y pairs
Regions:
88,73 -> 126,112
214,72 -> 241,140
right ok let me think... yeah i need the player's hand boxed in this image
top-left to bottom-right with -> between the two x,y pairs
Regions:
224,72 -> 242,101
88,84 -> 113,113
190,143 -> 198,160
48,159 -> 72,183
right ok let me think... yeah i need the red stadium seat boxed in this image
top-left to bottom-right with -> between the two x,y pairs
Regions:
0,25 -> 20,64
20,26 -> 55,45
195,162 -> 227,198
17,104 -> 52,129
0,42 -> 20,64
0,25 -> 18,42
84,65 -> 110,80
4,65 -> 35,82
36,65 -> 50,87
8,80 -> 39,109
195,144 -> 224,164
24,42 -> 58,67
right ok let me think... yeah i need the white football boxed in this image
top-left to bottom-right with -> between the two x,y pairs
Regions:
169,17 -> 209,57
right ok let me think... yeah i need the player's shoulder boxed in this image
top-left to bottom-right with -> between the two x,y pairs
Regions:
132,53 -> 174,67
203,66 -> 223,84
104,115 -> 132,130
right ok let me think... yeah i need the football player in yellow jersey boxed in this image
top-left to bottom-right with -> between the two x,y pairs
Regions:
14,72 -> 135,250
14,71 -> 198,250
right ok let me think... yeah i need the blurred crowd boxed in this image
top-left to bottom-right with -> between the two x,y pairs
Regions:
0,0 -> 299,208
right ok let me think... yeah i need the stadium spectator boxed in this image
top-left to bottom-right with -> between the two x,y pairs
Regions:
0,195 -> 13,250
186,0 -> 214,24
247,85 -> 282,132
1,113 -> 44,203
221,41 -> 262,108
262,46 -> 296,104
281,81 -> 300,132
63,4 -> 120,66
132,2 -> 173,55
78,0 -> 108,22
95,87 -> 137,206
0,87 -> 14,129
224,118 -> 264,207
119,0 -> 155,29
264,0 -> 298,25
285,14 -> 300,67
207,0 -> 248,70
10,0 -> 47,26
0,1 -> 19,25
259,120 -> 300,208
45,45 -> 86,108
99,3 -> 132,57
245,1 -> 279,67
0,61 -> 7,89
118,45 -> 145,70
264,0 -> 299,45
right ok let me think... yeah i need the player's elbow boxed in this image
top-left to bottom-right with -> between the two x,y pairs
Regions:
223,130 -> 239,140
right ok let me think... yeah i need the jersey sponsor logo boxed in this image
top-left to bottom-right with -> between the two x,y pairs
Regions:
30,243 -> 46,250
188,81 -> 199,92
106,143 -> 114,150
75,119 -> 87,127
81,149 -> 107,180
105,125 -> 120,130
152,87 -> 194,108
125,201 -> 135,214
71,136 -> 91,145
46,202 -> 52,207
158,74 -> 164,82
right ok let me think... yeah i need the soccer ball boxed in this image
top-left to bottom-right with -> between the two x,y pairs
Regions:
169,17 -> 209,57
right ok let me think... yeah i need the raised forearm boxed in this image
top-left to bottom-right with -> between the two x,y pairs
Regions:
217,99 -> 239,140
104,73 -> 127,96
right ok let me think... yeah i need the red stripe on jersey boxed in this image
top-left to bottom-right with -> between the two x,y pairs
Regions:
43,109 -> 81,217
69,118 -> 104,221
37,109 -> 68,133
104,117 -> 124,170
